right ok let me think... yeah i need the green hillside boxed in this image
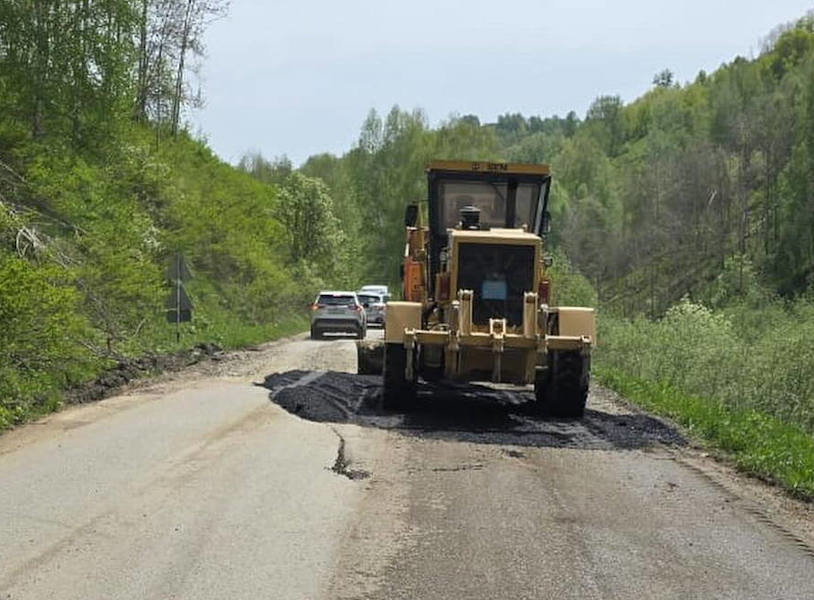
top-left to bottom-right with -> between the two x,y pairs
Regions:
0,1 -> 348,427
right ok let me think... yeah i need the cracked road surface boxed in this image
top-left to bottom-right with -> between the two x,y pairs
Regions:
1,330 -> 813,599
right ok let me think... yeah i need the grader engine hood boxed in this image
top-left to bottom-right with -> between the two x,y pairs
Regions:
451,231 -> 539,327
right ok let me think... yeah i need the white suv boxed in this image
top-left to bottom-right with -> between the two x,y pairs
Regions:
309,291 -> 367,339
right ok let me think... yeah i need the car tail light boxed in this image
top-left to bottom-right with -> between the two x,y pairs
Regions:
538,279 -> 550,305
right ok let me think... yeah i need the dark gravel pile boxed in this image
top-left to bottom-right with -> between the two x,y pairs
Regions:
263,370 -> 382,423
263,370 -> 687,451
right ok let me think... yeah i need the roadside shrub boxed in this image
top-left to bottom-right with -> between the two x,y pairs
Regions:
599,297 -> 814,433
0,252 -> 97,428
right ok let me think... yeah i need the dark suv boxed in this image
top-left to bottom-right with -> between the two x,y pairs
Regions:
309,291 -> 367,339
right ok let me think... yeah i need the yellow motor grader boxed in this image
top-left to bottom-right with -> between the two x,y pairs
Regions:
358,160 -> 595,417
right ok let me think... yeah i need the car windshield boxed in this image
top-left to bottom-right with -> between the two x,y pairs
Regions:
438,179 -> 544,229
317,294 -> 356,306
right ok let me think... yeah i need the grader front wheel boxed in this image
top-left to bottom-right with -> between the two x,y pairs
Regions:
534,350 -> 590,418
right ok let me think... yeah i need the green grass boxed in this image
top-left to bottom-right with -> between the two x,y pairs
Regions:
213,314 -> 309,349
596,365 -> 814,501
0,391 -> 62,432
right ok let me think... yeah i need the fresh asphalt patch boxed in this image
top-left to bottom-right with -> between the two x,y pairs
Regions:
263,370 -> 686,451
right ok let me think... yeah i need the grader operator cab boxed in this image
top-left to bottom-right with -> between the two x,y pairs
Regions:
359,160 -> 595,417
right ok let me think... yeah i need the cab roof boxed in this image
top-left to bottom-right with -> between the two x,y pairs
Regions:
426,160 -> 550,177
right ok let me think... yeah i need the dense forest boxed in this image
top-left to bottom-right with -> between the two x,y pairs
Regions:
2,0 -> 814,468
249,14 -> 814,314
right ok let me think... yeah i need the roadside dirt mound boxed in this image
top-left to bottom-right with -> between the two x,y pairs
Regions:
263,370 -> 687,451
65,343 -> 225,405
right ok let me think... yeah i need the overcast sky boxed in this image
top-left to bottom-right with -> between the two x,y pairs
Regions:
191,1 -> 814,166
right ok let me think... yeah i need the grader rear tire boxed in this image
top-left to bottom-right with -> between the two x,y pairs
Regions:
534,350 -> 589,418
357,341 -> 384,375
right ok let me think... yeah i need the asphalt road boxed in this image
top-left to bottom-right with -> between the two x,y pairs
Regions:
1,330 -> 813,599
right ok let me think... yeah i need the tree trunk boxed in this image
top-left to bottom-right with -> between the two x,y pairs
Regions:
171,0 -> 194,136
31,0 -> 48,138
135,0 -> 149,121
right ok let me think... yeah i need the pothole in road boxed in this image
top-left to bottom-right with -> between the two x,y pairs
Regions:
263,370 -> 687,451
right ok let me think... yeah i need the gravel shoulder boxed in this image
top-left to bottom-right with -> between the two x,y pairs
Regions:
596,385 -> 814,551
